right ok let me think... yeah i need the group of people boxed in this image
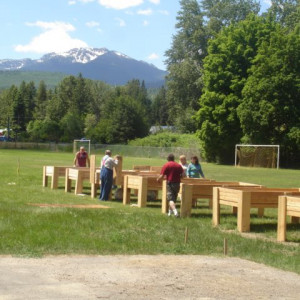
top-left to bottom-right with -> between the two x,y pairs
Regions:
74,146 -> 204,217
73,147 -> 119,201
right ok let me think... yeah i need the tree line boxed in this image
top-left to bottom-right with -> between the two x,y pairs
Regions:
0,76 -> 157,144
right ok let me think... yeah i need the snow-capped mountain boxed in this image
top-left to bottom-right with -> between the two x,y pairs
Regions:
0,48 -> 166,86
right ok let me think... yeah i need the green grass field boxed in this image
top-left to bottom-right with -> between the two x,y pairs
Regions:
0,149 -> 299,274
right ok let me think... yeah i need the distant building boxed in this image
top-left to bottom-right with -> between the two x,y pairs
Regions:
0,128 -> 7,136
149,126 -> 175,134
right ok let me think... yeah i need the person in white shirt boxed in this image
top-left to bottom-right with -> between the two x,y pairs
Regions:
99,150 -> 119,201
179,155 -> 188,177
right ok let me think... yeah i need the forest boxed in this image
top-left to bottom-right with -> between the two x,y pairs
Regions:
0,0 -> 299,167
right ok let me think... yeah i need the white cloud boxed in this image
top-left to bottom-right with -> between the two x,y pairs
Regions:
15,21 -> 88,54
143,20 -> 149,26
148,0 -> 160,4
86,21 -> 100,27
148,53 -> 159,60
79,0 -> 95,2
68,0 -> 76,5
98,0 -> 143,10
158,10 -> 169,15
115,18 -> 126,27
137,8 -> 152,15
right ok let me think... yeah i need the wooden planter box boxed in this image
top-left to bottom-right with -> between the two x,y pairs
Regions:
123,175 -> 162,207
43,166 -> 71,189
176,181 -> 262,217
65,167 -> 91,195
277,195 -> 300,242
213,187 -> 300,232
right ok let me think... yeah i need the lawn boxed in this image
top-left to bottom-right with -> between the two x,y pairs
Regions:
0,149 -> 299,274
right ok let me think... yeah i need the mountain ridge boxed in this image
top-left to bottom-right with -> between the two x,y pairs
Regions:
0,47 -> 166,87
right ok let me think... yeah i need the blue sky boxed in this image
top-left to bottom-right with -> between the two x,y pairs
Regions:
0,0 -> 271,70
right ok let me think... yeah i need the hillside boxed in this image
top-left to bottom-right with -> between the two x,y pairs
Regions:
0,71 -> 67,90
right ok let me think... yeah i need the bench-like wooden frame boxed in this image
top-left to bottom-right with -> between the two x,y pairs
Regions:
176,181 -> 262,217
277,195 -> 300,242
123,175 -> 162,207
213,187 -> 300,232
65,167 -> 91,195
43,166 -> 71,189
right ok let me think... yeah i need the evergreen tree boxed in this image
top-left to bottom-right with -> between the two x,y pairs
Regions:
34,81 -> 48,120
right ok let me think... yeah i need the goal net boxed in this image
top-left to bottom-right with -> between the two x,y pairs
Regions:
73,139 -> 91,154
235,144 -> 279,169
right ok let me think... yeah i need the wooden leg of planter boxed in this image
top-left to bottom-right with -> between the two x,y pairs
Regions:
277,196 -> 287,242
257,207 -> 264,217
51,167 -> 58,189
138,177 -> 147,208
161,180 -> 168,214
123,175 -> 131,205
180,184 -> 193,217
91,183 -> 99,198
237,191 -> 251,232
75,173 -> 83,195
212,187 -> 220,226
42,166 -> 48,187
65,168 -> 71,192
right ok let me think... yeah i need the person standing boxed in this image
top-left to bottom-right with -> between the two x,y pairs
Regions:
179,155 -> 188,177
157,154 -> 183,217
187,156 -> 205,178
99,150 -> 119,201
73,146 -> 90,167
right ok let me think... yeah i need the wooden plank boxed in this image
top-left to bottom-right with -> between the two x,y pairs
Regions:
150,166 -> 162,172
161,180 -> 168,214
180,184 -> 193,217
123,175 -> 131,205
65,168 -> 71,192
90,155 -> 96,184
277,196 -> 287,242
237,190 -> 251,232
212,187 -> 220,226
42,166 -> 48,187
137,177 -> 148,208
114,156 -> 123,186
51,166 -> 59,189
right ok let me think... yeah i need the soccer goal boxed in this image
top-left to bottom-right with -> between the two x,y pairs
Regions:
73,139 -> 91,154
235,144 -> 280,169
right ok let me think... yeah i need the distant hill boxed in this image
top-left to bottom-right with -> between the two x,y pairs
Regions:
0,71 -> 67,90
0,47 -> 167,88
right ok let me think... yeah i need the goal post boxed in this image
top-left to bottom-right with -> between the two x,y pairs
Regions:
73,139 -> 91,154
235,144 -> 280,169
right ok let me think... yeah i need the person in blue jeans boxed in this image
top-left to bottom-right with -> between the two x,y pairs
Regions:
99,150 -> 119,201
187,156 -> 205,178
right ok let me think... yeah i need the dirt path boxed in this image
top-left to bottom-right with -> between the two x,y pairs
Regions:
0,255 -> 299,299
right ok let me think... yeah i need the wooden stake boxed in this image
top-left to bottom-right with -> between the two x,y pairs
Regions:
17,158 -> 20,176
223,238 -> 228,255
184,227 -> 189,244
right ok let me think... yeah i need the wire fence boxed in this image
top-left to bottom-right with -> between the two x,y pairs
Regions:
0,142 -> 203,160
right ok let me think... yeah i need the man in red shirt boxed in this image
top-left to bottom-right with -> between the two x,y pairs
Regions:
157,154 -> 183,217
74,146 -> 90,167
